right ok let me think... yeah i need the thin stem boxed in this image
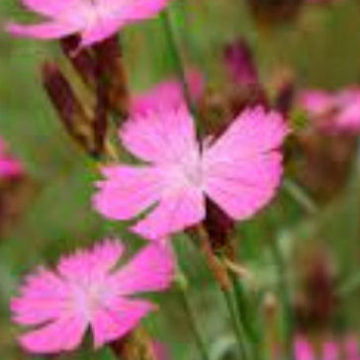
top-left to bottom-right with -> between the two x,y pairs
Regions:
270,238 -> 294,360
176,275 -> 212,360
196,226 -> 249,359
161,8 -> 200,125
283,178 -> 319,216
228,271 -> 262,360
171,245 -> 211,360
222,286 -> 251,360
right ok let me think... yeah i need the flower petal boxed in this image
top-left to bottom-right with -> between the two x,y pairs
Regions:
79,16 -> 126,47
299,90 -> 334,116
102,0 -> 172,22
204,153 -> 283,220
120,106 -> 197,164
111,243 -> 174,295
19,315 -> 87,353
205,106 -> 288,160
93,165 -> 162,221
11,268 -> 69,326
6,21 -> 81,40
20,0 -> 82,17
294,336 -> 314,360
91,298 -> 154,348
322,341 -> 339,360
131,187 -> 205,239
132,71 -> 203,114
57,239 -> 125,281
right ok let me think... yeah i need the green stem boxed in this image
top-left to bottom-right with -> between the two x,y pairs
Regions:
228,271 -> 263,360
270,238 -> 294,360
171,245 -> 211,360
177,279 -> 211,360
221,287 -> 251,360
283,178 -> 318,216
196,226 -> 250,359
161,8 -> 199,121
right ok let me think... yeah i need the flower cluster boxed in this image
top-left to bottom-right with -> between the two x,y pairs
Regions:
5,0 -> 291,356
295,335 -> 360,360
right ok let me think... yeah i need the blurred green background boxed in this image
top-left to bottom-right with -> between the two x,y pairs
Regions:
1,0 -> 360,359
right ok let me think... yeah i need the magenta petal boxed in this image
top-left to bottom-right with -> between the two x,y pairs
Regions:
206,106 -> 288,161
299,90 -> 334,116
344,336 -> 360,360
294,336 -> 314,360
21,0 -> 82,17
204,154 -> 283,220
111,243 -> 174,295
93,166 -> 162,221
132,71 -> 203,114
120,106 -> 197,164
11,269 -> 68,326
57,239 -> 125,281
91,298 -> 154,348
322,341 -> 339,360
118,0 -> 173,21
6,21 -> 81,40
19,315 -> 87,353
131,187 -> 205,239
0,158 -> 23,178
80,16 -> 125,47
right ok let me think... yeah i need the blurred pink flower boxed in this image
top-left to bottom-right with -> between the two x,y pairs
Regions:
299,87 -> 360,134
0,138 -> 23,180
294,335 -> 360,360
132,71 -> 204,114
93,105 -> 288,240
11,239 -> 174,354
6,0 -> 172,47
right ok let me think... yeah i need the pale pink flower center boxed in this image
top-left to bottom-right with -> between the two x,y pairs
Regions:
162,150 -> 204,193
71,280 -> 107,322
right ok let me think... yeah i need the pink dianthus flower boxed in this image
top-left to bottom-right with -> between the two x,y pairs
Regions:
11,239 -> 174,354
6,0 -> 172,47
299,87 -> 360,134
294,335 -> 360,360
93,105 -> 288,240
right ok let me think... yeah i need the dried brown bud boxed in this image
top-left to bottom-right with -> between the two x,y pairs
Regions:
60,35 -> 97,87
41,62 -> 103,157
93,36 -> 130,119
110,327 -> 157,360
203,198 -> 234,251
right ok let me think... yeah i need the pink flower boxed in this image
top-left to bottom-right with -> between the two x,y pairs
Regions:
299,90 -> 334,118
6,0 -> 172,47
11,239 -> 174,354
93,105 -> 288,240
132,71 -> 204,115
294,335 -> 360,360
0,137 -> 23,180
299,87 -> 360,134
